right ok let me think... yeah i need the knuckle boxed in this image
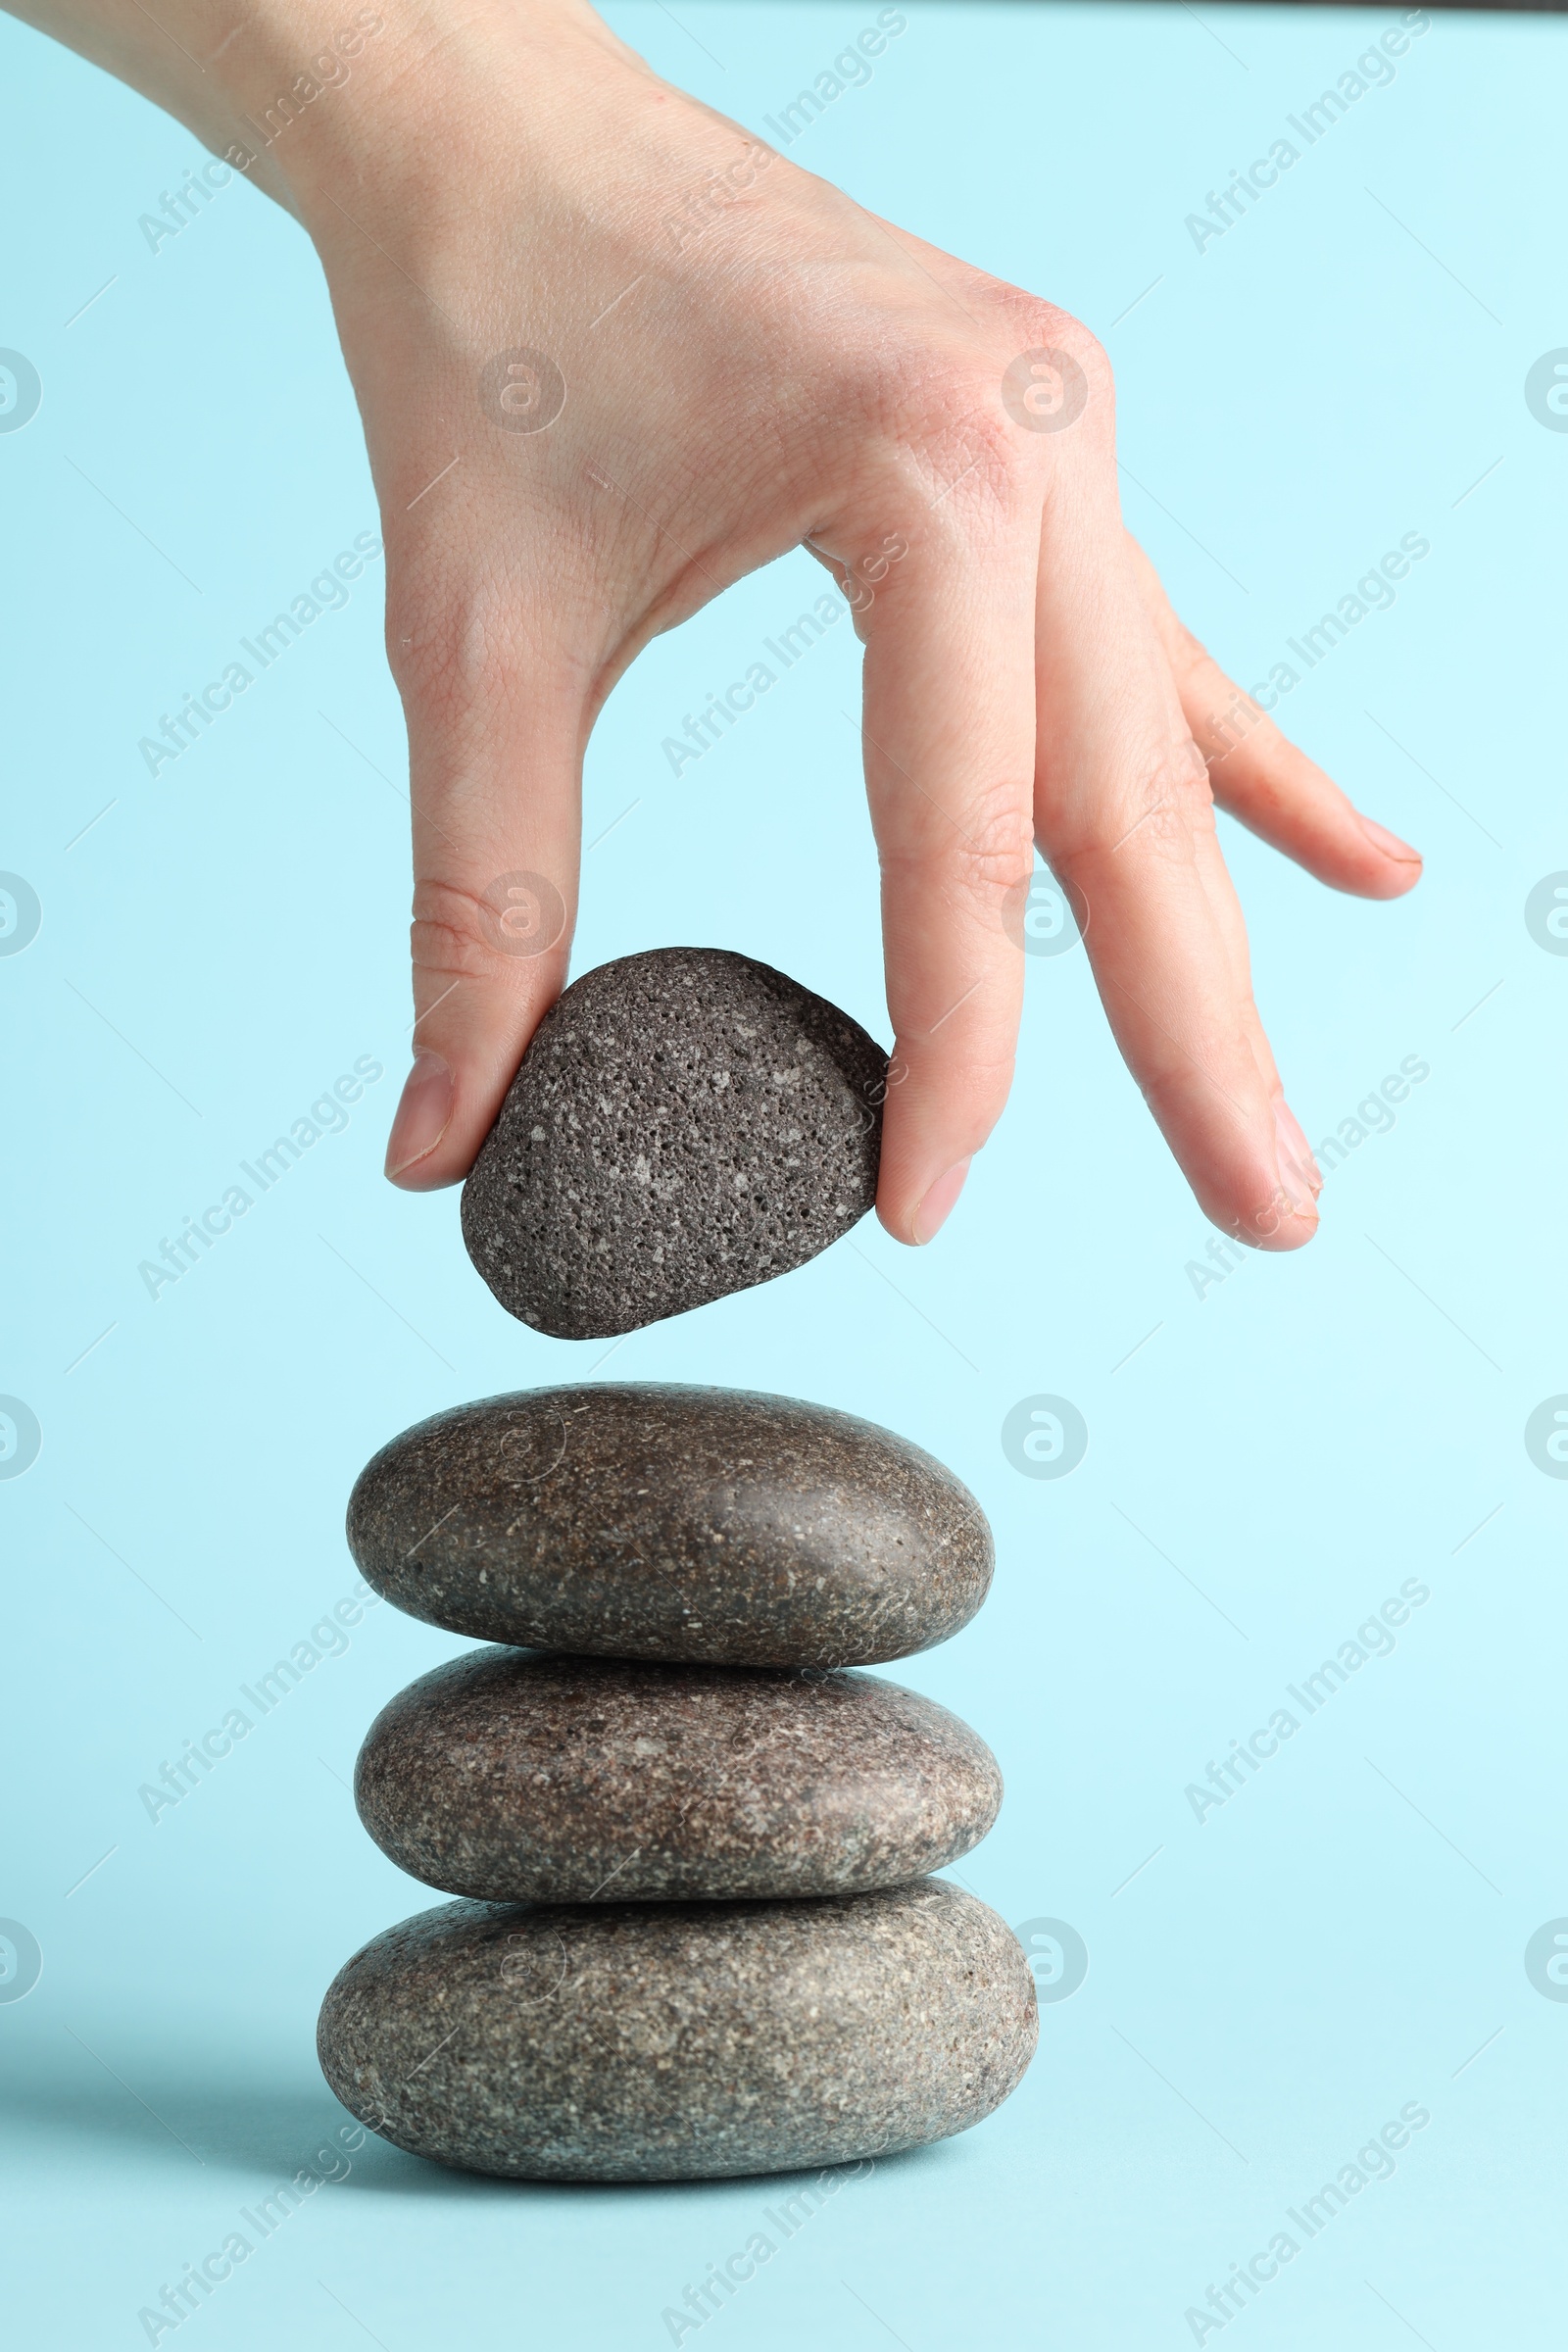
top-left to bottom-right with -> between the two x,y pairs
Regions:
828,306 -> 1115,519
981,280 -> 1102,366
409,879 -> 522,986
879,790 -> 1034,936
861,343 -> 1036,501
892,1016 -> 1019,1106
1166,734 -> 1215,808
1056,740 -> 1210,870
1044,309 -> 1109,385
1124,796 -> 1190,861
953,785 -> 1037,903
994,305 -> 1112,450
883,782 -> 1034,912
950,405 -> 1035,507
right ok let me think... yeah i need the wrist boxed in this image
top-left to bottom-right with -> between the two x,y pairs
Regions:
216,0 -> 633,229
207,0 -> 405,192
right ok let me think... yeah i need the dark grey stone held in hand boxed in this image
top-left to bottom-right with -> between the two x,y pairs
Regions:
317,1880 -> 1037,2180
346,1383 -> 993,1667
459,947 -> 888,1338
354,1648 -> 1004,1902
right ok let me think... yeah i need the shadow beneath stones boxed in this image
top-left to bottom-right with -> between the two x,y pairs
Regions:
2,2055 -> 943,2202
0,2071 -> 376,2183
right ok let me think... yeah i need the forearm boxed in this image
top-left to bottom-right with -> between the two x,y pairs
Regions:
0,0 -> 628,218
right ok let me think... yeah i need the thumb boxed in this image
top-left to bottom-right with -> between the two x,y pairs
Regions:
382,641 -> 586,1190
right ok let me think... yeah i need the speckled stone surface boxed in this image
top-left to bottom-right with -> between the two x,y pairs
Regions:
459,948 -> 888,1338
317,1880 -> 1037,2180
346,1383 -> 993,1667
354,1648 -> 1003,1902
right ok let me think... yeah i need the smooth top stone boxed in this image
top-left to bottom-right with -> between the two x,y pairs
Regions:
346,1382 -> 993,1667
354,1647 -> 1003,1903
318,1880 -> 1038,2180
460,946 -> 887,1338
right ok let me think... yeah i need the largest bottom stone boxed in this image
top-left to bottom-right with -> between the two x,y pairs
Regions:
318,1879 -> 1037,2180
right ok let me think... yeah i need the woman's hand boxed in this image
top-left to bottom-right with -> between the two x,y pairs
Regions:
10,0 -> 1422,1248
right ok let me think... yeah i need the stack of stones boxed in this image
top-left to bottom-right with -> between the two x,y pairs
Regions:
318,1384 -> 1038,2180
317,943 -> 1036,2179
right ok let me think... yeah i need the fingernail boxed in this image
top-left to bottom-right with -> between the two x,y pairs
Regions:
1259,1101 -> 1316,1242
912,1158 -> 970,1245
1274,1099 -> 1321,1199
385,1051 -> 454,1181
1357,812 -> 1422,865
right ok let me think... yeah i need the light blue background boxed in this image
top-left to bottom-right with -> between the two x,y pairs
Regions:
2,3 -> 1565,2345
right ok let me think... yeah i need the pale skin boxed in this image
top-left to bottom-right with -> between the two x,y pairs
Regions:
11,0 -> 1421,1246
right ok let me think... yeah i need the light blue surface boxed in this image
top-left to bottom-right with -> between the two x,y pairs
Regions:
3,3 -> 1565,2345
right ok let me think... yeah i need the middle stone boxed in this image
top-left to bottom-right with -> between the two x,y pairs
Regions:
355,1648 -> 1003,1903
